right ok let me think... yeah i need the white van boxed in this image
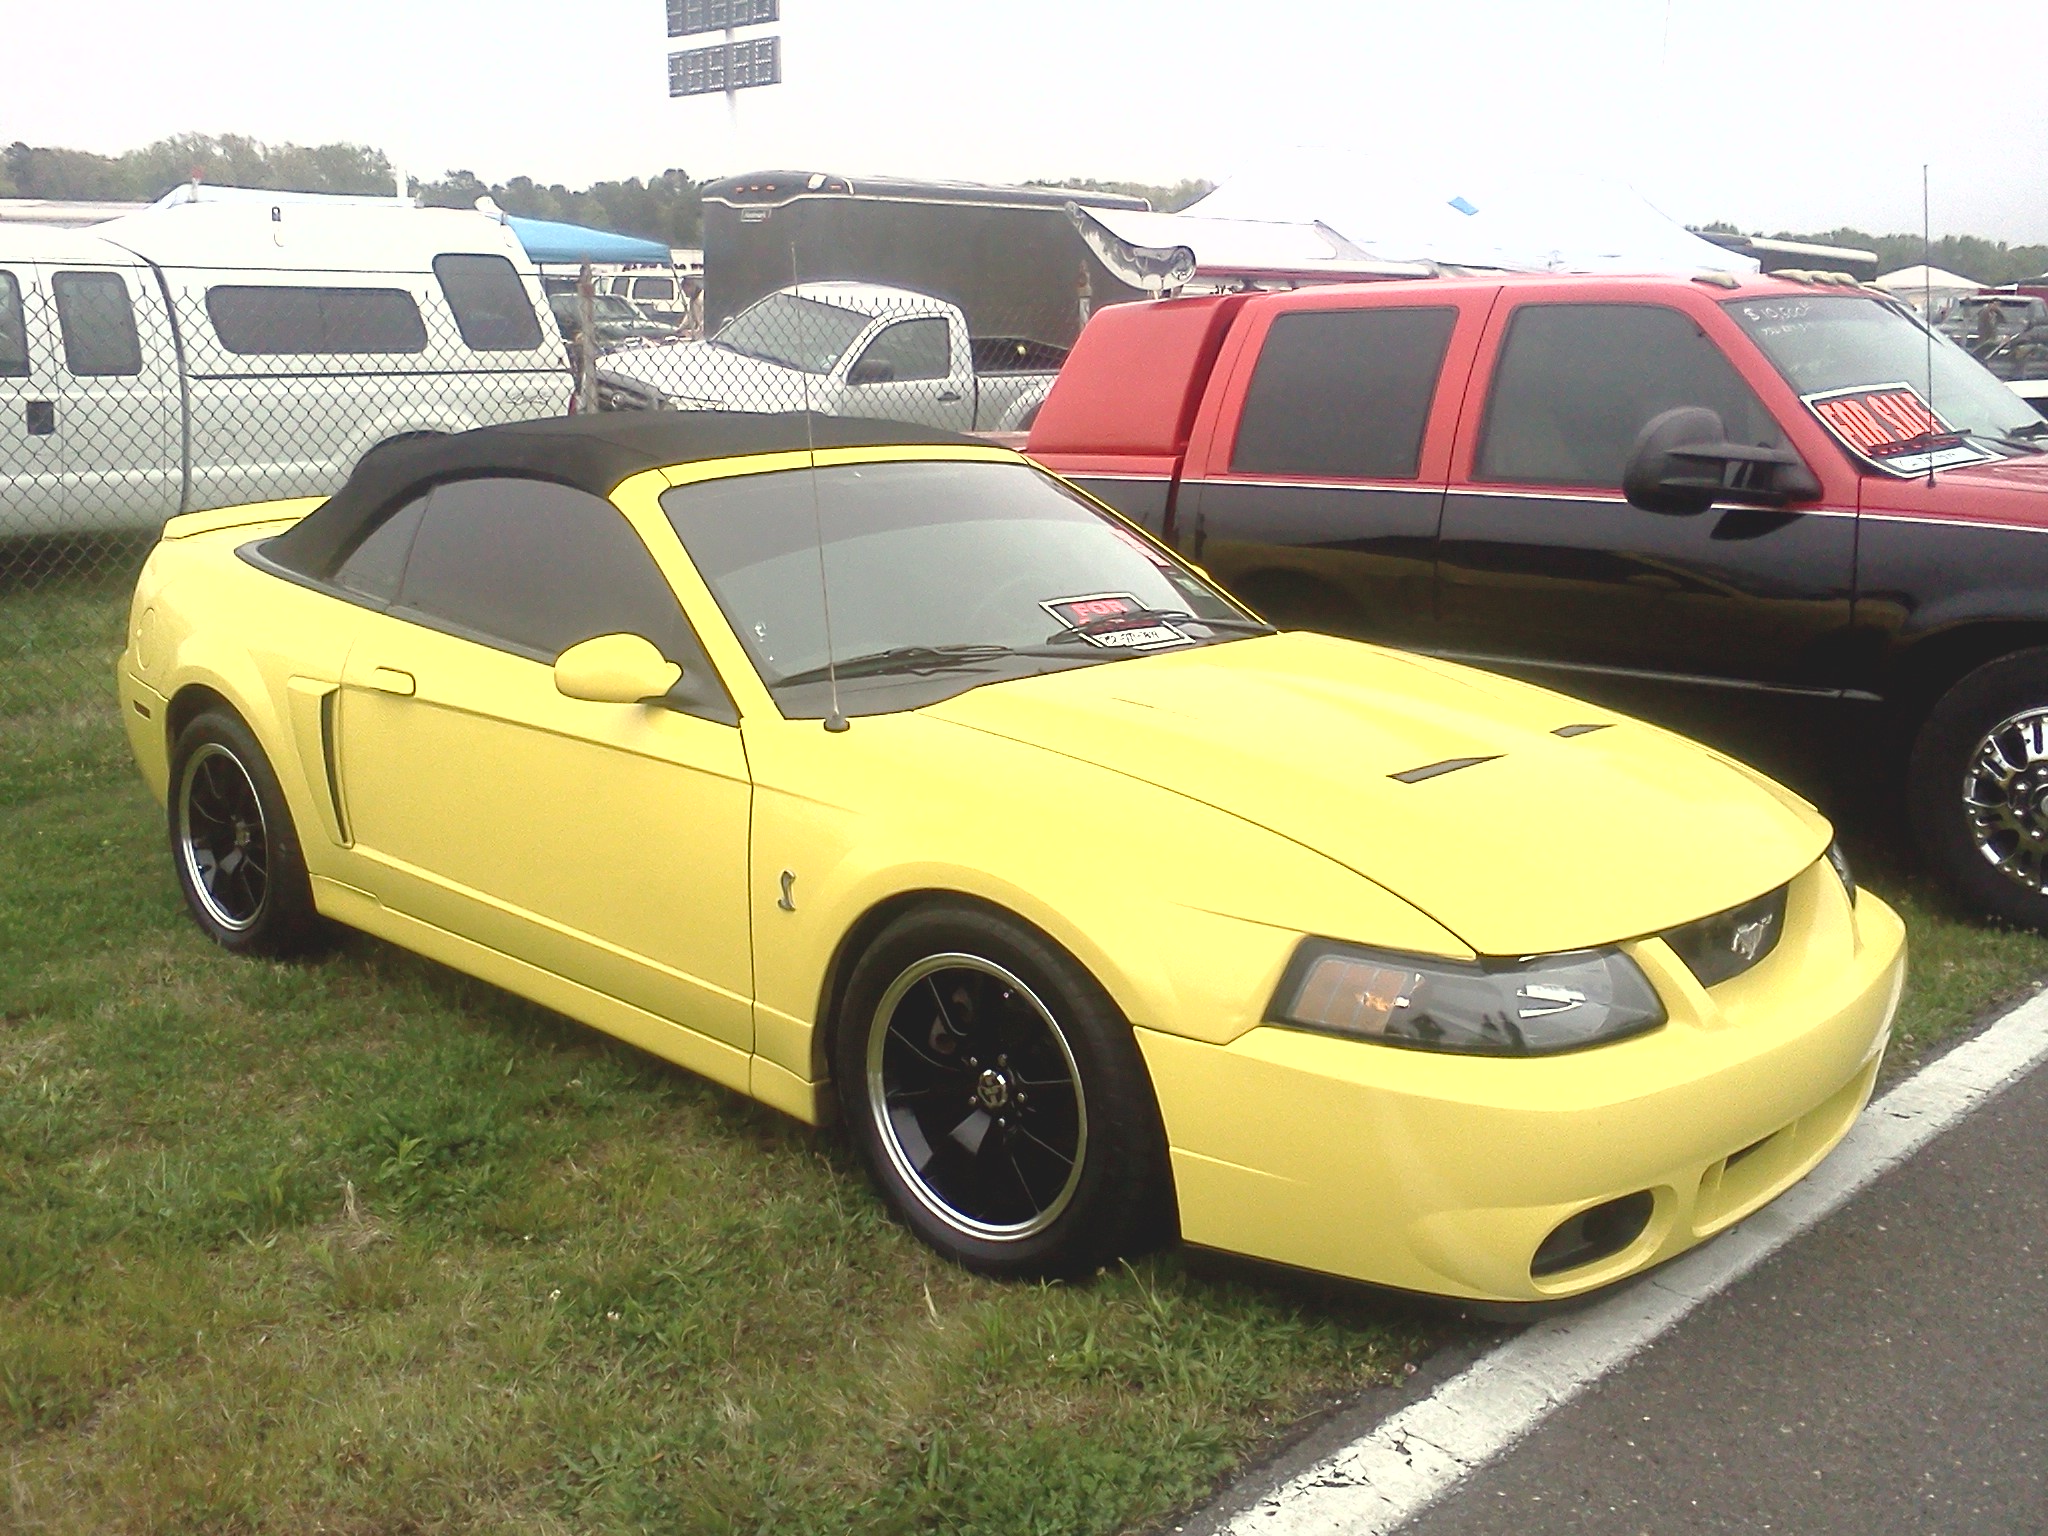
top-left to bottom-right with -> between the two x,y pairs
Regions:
1,198 -> 571,535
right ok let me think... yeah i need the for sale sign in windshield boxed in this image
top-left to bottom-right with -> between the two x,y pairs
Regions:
1802,382 -> 1995,477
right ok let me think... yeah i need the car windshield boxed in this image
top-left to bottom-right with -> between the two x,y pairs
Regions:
661,459 -> 1262,718
712,293 -> 869,373
1725,293 -> 2041,454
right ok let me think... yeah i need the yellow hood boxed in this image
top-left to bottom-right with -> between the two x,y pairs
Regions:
925,632 -> 1829,956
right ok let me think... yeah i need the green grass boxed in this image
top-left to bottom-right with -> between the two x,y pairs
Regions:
0,700 -> 1427,1533
1,583 -> 2044,1533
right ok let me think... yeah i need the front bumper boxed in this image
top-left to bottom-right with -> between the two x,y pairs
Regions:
1137,862 -> 1906,1302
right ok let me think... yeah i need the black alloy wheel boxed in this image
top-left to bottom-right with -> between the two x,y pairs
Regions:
834,903 -> 1175,1278
168,709 -> 325,956
1911,647 -> 2048,929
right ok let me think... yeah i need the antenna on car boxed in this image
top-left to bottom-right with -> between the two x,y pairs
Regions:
1924,163 -> 1937,489
794,240 -> 850,732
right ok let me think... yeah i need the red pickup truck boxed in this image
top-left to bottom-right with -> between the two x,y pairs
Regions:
1027,272 -> 2048,926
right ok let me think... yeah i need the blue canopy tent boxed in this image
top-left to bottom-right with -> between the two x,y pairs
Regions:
503,215 -> 671,265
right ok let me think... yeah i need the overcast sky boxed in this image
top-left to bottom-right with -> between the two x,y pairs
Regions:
8,0 -> 2045,243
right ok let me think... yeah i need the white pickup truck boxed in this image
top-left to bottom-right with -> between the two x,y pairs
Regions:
596,282 -> 1066,433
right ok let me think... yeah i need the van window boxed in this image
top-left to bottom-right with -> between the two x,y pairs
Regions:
631,276 -> 676,301
52,271 -> 142,377
0,272 -> 27,378
205,286 -> 428,355
433,254 -> 544,351
1477,303 -> 1785,489
1231,307 -> 1457,480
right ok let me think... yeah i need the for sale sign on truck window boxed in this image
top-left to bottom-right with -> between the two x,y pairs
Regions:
1803,382 -> 1995,477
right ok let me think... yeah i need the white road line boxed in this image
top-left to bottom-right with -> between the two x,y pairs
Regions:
1222,986 -> 2048,1536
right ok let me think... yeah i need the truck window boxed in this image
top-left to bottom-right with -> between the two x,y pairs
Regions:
204,286 -> 428,355
1230,307 -> 1456,480
0,272 -> 26,377
1476,303 -> 1783,489
631,276 -> 676,301
433,254 -> 544,351
51,271 -> 142,377
851,317 -> 951,382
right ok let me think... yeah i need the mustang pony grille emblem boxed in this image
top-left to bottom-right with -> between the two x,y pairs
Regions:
1729,913 -> 1774,962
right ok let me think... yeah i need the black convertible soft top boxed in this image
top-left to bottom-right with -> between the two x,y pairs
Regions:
262,411 -> 986,578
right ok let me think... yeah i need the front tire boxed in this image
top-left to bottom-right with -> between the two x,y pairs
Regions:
833,903 -> 1174,1278
168,709 -> 325,956
1909,647 -> 2048,928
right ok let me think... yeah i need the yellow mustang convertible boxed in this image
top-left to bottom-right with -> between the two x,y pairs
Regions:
117,413 -> 1905,1303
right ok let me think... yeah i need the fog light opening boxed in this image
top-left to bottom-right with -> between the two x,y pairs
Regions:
1531,1190 -> 1655,1278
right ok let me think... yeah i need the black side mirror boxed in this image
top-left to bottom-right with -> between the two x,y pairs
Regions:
1623,407 -> 1822,516
847,356 -> 895,386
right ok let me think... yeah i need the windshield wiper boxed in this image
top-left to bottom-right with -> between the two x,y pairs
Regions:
1043,608 -> 1275,645
774,644 -> 1026,686
1983,420 -> 2048,452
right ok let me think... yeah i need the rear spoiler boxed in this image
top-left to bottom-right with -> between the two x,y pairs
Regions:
1069,203 -> 1433,295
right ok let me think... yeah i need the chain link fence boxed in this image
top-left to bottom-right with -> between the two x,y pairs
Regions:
3,260 -> 1070,749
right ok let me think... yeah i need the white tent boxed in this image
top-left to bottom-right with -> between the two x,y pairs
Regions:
1872,264 -> 1983,313
1181,151 -> 1755,276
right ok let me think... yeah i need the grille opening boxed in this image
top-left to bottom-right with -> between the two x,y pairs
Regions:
1662,884 -> 1789,990
1531,1190 -> 1655,1278
1724,1131 -> 1776,1170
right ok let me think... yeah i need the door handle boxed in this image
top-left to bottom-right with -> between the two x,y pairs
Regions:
936,390 -> 962,403
25,400 -> 54,436
365,666 -> 415,696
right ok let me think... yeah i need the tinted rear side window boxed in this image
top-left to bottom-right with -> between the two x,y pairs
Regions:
52,271 -> 142,377
393,478 -> 694,662
433,254 -> 544,351
334,494 -> 428,604
205,286 -> 428,355
0,271 -> 26,378
1477,303 -> 1784,488
631,276 -> 675,301
1231,307 -> 1457,480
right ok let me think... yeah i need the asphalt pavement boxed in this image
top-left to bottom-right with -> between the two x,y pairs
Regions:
1395,1053 -> 2048,1535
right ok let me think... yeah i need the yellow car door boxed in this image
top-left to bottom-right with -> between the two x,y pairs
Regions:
332,476 -> 754,1056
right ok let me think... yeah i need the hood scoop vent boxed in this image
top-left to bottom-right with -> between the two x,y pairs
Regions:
1389,754 -> 1500,784
1552,723 -> 1614,738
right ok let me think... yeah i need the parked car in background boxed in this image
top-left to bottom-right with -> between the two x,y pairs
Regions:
1940,293 -> 2048,352
0,199 -> 570,535
547,290 -> 674,350
1029,271 -> 2048,927
605,268 -> 693,328
599,282 -> 1066,433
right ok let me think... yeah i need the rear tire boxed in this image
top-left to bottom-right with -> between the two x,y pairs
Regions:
168,709 -> 325,956
833,902 -> 1175,1278
1909,647 -> 2048,928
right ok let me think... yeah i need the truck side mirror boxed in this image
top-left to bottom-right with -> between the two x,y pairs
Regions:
1623,407 -> 1822,516
847,356 -> 896,386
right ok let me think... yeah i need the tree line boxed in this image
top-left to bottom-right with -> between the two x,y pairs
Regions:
7,135 -> 2044,283
1,134 -> 711,247
1698,221 -> 2048,286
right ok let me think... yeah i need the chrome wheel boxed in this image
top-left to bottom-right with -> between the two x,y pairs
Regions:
1963,706 -> 2048,893
865,953 -> 1088,1242
176,741 -> 270,932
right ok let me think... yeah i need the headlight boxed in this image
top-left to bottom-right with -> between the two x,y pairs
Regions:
1825,839 -> 1856,905
1267,940 -> 1666,1056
